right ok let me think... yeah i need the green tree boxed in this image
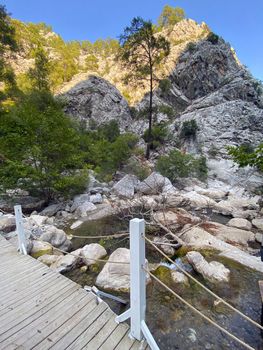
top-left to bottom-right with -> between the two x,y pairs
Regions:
28,46 -> 50,91
227,143 -> 263,172
0,5 -> 17,103
158,5 -> 185,28
0,91 -> 88,201
119,17 -> 170,159
85,54 -> 99,71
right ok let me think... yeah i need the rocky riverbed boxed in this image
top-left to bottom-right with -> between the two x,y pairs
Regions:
1,171 -> 263,348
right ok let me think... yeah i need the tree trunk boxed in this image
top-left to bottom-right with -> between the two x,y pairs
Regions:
146,68 -> 153,159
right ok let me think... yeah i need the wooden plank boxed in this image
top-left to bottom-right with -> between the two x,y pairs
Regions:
2,290 -> 92,349
31,298 -> 106,350
66,308 -> 113,350
99,321 -> 130,350
114,329 -> 136,350
0,284 -> 81,344
81,314 -> 119,350
130,339 -> 148,350
0,277 -> 71,334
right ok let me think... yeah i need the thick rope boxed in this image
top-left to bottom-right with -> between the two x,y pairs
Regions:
69,232 -> 129,239
145,268 -> 255,350
145,236 -> 263,331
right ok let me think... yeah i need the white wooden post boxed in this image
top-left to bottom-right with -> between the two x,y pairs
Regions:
14,205 -> 27,255
116,218 -> 159,350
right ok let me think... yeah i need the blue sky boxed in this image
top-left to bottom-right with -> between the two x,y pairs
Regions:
3,0 -> 263,80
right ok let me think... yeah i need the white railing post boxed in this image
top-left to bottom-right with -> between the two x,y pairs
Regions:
14,205 -> 27,255
116,218 -> 159,350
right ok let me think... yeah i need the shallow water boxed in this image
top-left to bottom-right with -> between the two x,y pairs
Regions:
65,216 -> 263,350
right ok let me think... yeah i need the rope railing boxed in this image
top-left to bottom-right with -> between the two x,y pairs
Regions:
144,236 -> 263,332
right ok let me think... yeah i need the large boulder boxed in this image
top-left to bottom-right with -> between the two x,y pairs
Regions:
227,218 -> 252,231
38,254 -> 60,266
31,240 -> 53,258
186,251 -> 230,283
214,195 -> 260,216
112,174 -> 139,199
252,218 -> 263,231
96,248 -> 130,292
0,196 -> 46,214
0,215 -> 16,233
29,214 -> 49,226
40,203 -> 64,217
74,202 -> 97,217
203,222 -> 255,247
181,191 -> 217,209
40,225 -> 71,251
153,208 -> 200,228
50,254 -> 79,273
137,172 -> 172,195
81,243 -> 107,266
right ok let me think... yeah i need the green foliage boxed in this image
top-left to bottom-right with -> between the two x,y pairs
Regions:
0,91 -> 88,200
97,120 -> 120,142
227,143 -> 263,172
143,123 -> 169,150
207,32 -> 219,45
180,120 -> 198,138
156,149 -> 208,182
85,54 -> 99,71
158,5 -> 185,28
123,157 -> 151,181
187,42 -> 196,53
28,46 -> 50,91
0,5 -> 18,104
159,78 -> 172,94
158,104 -> 174,118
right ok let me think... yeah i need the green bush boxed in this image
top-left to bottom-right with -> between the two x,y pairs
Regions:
158,104 -> 174,118
123,157 -> 151,180
159,79 -> 172,94
207,32 -> 219,45
180,120 -> 198,138
143,124 -> 169,150
156,149 -> 207,182
187,42 -> 196,53
97,120 -> 120,142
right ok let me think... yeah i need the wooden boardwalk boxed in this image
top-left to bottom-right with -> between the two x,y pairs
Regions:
0,235 -> 148,350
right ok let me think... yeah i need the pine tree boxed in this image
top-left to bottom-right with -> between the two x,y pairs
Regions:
119,17 -> 170,159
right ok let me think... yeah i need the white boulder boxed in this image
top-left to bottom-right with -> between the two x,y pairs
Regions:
81,243 -> 107,266
186,251 -> 230,283
227,218 -> 252,231
113,174 -> 139,199
252,218 -> 263,231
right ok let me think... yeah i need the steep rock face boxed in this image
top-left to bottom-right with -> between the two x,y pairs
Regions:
61,75 -> 132,131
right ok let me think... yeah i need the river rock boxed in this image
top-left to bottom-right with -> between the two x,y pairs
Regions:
70,220 -> 83,230
181,191 -> 217,209
31,240 -> 53,258
181,226 -> 263,272
112,174 -> 139,199
227,218 -> 252,231
203,222 -> 255,247
74,202 -> 97,217
89,193 -> 103,204
40,203 -> 63,217
252,218 -> 263,231
81,243 -> 107,266
70,194 -> 91,212
171,271 -> 189,285
186,251 -> 230,283
194,187 -> 227,201
153,209 -> 200,228
38,254 -> 60,266
137,172 -> 171,195
0,215 -> 16,233
40,225 -> 71,251
29,214 -> 49,226
50,254 -> 79,273
214,195 -> 260,216
255,233 -> 263,244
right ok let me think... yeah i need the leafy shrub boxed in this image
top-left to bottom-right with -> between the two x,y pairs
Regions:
159,79 -> 172,94
85,54 -> 99,71
180,120 -> 198,138
227,143 -> 263,172
143,123 -> 169,150
187,42 -> 196,53
158,104 -> 174,118
97,120 -> 120,142
123,157 -> 151,180
207,32 -> 219,44
156,149 -> 207,182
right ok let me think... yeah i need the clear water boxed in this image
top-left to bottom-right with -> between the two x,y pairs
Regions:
65,216 -> 263,350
